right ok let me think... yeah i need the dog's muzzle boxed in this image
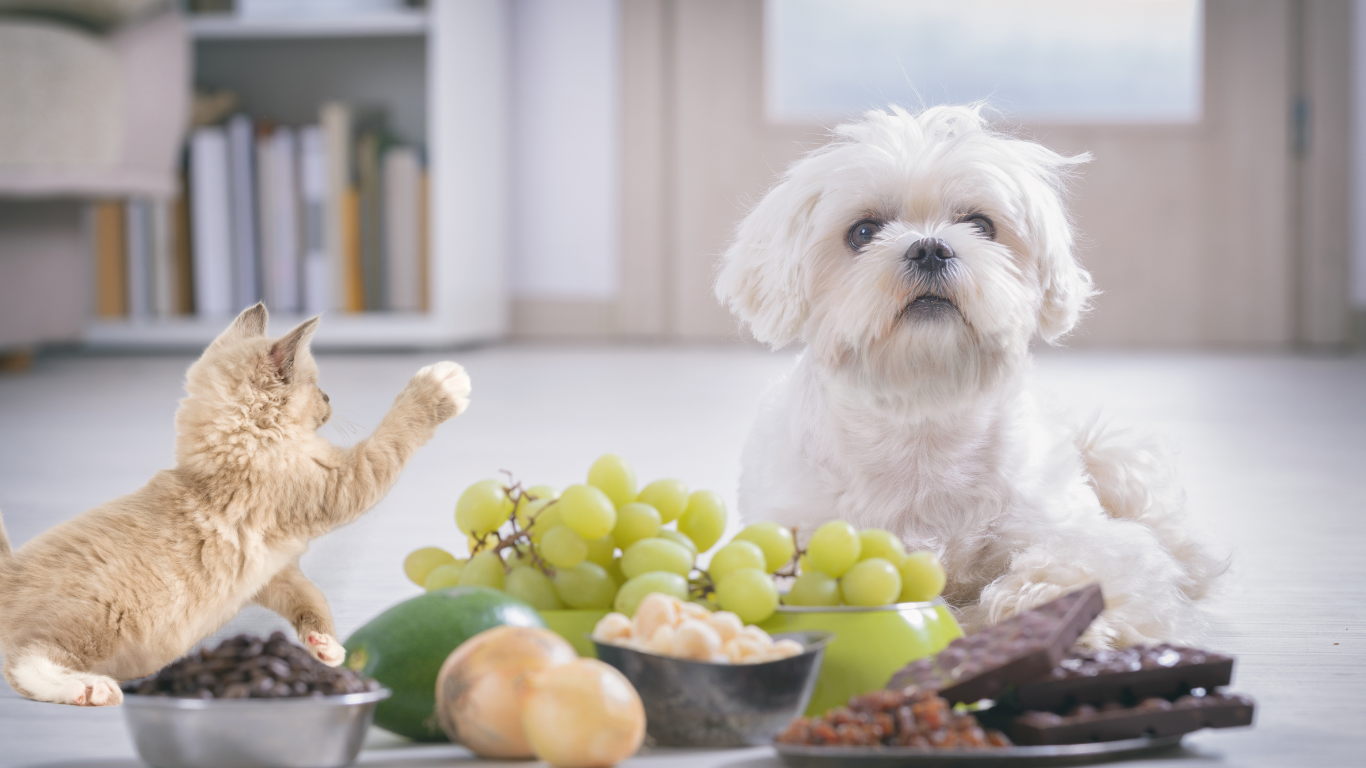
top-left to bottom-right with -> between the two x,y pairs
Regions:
905,238 -> 954,275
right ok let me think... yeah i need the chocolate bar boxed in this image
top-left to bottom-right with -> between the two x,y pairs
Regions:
887,584 -> 1105,703
1008,692 -> 1255,745
1011,644 -> 1234,711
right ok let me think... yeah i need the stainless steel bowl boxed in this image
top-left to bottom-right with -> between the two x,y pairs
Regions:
594,630 -> 832,748
122,689 -> 390,768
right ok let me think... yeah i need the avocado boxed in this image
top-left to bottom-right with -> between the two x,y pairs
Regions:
343,586 -> 544,741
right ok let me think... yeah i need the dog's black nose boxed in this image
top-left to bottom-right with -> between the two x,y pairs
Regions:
906,238 -> 954,272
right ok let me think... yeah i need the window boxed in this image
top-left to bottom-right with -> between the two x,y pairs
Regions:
766,0 -> 1203,124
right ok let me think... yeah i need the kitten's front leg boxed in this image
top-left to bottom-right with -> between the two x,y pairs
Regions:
253,564 -> 344,666
319,362 -> 470,530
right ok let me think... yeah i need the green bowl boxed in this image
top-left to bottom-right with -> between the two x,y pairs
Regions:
540,609 -> 609,657
758,599 -> 961,716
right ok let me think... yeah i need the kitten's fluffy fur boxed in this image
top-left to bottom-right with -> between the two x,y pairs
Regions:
716,106 -> 1225,647
0,305 -> 470,706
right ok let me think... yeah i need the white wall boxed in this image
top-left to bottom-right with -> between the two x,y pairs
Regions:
510,0 -> 620,301
1353,0 -> 1366,309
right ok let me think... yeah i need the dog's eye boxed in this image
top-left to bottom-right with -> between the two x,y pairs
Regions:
847,219 -> 884,251
960,213 -> 996,241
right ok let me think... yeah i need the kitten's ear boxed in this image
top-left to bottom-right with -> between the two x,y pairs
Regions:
269,316 -> 320,383
212,303 -> 269,347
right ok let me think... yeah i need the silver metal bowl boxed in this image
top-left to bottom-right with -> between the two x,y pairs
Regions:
122,689 -> 390,768
594,630 -> 832,748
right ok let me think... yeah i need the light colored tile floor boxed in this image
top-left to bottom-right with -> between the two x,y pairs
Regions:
0,345 -> 1362,768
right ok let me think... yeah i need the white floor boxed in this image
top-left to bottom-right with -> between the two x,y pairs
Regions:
0,344 -> 1362,768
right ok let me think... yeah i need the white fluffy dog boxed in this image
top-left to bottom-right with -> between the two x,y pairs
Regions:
715,105 -> 1223,648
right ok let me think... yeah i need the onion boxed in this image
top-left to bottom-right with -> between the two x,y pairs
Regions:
435,626 -> 577,758
520,658 -> 646,768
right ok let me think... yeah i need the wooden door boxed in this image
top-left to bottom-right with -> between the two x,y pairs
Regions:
618,0 -> 1351,346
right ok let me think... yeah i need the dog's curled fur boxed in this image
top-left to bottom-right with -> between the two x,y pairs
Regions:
716,105 -> 1225,647
0,304 -> 470,706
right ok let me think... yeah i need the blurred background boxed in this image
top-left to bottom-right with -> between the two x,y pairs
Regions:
0,0 -> 1359,356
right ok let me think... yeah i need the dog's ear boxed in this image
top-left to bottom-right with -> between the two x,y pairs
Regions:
715,177 -> 823,349
210,302 -> 269,347
1035,224 -> 1095,343
1021,149 -> 1094,344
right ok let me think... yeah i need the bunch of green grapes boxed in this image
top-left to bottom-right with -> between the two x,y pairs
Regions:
401,454 -> 731,619
782,521 -> 947,608
694,520 -> 945,624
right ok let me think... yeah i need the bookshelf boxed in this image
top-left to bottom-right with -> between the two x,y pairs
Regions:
84,1 -> 509,351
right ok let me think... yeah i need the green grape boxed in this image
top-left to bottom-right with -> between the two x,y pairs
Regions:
613,571 -> 689,616
585,533 -> 616,568
528,505 -> 563,544
455,479 -> 513,537
525,484 -> 559,502
735,522 -> 797,572
506,542 -> 535,566
404,546 -> 457,586
587,453 -> 638,508
657,529 -> 698,556
552,562 -> 619,610
785,569 -> 841,606
858,529 -> 907,566
559,484 -> 617,540
607,555 -> 627,586
467,532 -> 499,554
505,566 -> 564,610
678,490 -> 727,552
620,537 -> 694,580
638,478 -> 689,523
807,520 -> 861,577
612,502 -> 662,549
423,561 -> 466,592
899,550 -> 947,602
515,496 -> 554,530
540,525 -> 588,569
457,550 -> 506,590
708,540 -> 768,584
715,568 -> 779,624
840,557 -> 903,607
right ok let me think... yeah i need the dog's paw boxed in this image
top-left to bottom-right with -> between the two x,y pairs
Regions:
304,631 -> 346,667
415,361 -> 471,416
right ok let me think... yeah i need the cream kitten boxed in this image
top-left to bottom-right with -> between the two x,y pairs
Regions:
0,304 -> 470,706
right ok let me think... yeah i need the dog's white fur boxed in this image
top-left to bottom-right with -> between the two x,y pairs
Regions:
716,106 -> 1223,648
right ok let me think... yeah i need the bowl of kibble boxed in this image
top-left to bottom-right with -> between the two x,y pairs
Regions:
120,632 -> 389,768
591,594 -> 832,748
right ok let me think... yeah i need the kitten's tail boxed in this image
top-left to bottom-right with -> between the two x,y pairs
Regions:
0,507 -> 10,558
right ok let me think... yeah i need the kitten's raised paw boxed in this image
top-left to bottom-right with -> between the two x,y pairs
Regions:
416,361 -> 471,416
305,631 -> 346,667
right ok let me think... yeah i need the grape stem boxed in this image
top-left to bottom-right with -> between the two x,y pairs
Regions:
689,569 -> 716,600
771,527 -> 806,579
466,473 -> 559,577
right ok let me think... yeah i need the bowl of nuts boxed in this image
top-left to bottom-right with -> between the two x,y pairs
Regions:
590,594 -> 832,747
120,633 -> 389,768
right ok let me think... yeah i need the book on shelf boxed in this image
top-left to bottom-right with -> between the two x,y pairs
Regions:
227,114 -> 261,309
257,126 -> 301,314
299,125 -> 330,315
93,200 -> 127,318
190,126 -> 235,317
384,145 -> 423,312
94,103 -> 428,324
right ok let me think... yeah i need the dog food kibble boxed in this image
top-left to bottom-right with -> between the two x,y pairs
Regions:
776,687 -> 1011,748
120,632 -> 380,699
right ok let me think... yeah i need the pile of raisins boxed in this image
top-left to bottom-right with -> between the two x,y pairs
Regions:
121,632 -> 380,699
777,687 -> 1012,748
